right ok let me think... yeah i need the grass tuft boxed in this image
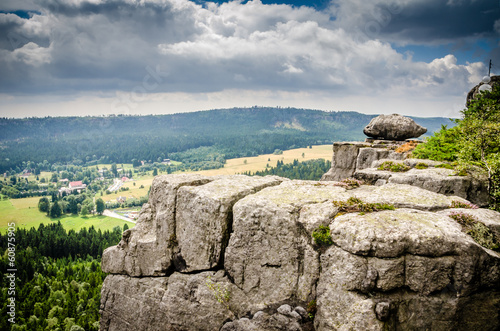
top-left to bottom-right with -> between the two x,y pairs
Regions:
449,212 -> 499,251
377,161 -> 410,172
312,225 -> 333,246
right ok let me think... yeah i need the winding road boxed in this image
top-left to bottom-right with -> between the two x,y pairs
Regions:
103,209 -> 136,223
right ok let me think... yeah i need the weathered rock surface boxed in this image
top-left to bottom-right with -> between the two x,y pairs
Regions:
349,183 -> 468,211
321,142 -> 404,182
355,166 -> 489,206
438,208 -> 500,240
100,174 -> 500,331
101,174 -> 214,276
176,175 -> 283,272
100,271 -> 239,331
221,305 -> 308,331
225,181 -> 349,305
316,209 -> 500,331
363,114 -> 427,140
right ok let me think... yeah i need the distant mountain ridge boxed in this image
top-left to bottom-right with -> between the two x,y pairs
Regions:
0,107 -> 453,173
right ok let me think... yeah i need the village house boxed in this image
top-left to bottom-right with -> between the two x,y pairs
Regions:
59,180 -> 87,196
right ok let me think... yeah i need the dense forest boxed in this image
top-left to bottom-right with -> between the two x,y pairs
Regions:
0,107 -> 453,173
0,223 -> 124,330
244,158 -> 332,180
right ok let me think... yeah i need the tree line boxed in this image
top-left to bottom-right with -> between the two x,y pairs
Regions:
244,159 -> 332,181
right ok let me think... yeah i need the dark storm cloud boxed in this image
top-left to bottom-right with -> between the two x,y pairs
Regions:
0,13 -> 50,50
379,0 -> 499,43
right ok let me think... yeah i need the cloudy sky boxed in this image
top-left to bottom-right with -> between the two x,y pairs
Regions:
0,0 -> 499,118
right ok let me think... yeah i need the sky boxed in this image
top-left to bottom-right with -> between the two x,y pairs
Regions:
0,0 -> 499,118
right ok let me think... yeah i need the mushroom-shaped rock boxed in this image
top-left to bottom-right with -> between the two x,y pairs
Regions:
363,114 -> 427,140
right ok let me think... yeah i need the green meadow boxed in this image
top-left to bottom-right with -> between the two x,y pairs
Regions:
0,197 -> 134,234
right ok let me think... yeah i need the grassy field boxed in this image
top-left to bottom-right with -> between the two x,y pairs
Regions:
194,144 -> 332,176
100,176 -> 153,203
0,197 -> 135,234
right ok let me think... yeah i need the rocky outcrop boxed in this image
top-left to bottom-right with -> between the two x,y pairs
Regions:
321,141 -> 405,182
100,174 -> 500,331
101,174 -> 283,276
354,159 -> 489,206
321,140 -> 489,206
363,114 -> 427,140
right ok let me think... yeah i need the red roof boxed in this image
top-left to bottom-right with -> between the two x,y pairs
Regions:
69,181 -> 83,188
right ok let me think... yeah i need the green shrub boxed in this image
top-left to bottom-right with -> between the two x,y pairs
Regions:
415,85 -> 499,211
412,125 -> 460,162
312,225 -> 333,246
377,161 -> 410,172
205,276 -> 231,309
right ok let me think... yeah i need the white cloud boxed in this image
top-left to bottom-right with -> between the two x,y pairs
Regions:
495,19 -> 500,35
10,42 -> 51,66
0,0 -> 491,117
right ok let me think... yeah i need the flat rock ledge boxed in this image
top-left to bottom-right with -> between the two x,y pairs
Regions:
100,174 -> 500,331
354,159 -> 489,206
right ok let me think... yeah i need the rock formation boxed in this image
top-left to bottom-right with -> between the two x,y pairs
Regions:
321,142 -> 488,206
321,141 -> 404,182
466,75 -> 499,106
363,114 -> 427,140
100,174 -> 500,331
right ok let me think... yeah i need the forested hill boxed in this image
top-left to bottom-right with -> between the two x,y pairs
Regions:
0,107 -> 453,173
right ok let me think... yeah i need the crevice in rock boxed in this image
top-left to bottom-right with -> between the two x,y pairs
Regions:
177,265 -> 226,276
217,210 -> 233,269
349,285 -> 420,300
261,263 -> 282,268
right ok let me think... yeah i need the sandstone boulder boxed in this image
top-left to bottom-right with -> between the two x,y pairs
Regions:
363,114 -> 427,140
175,175 -> 283,272
321,142 -> 403,182
225,181 -> 350,305
100,271 -> 241,331
315,209 -> 500,331
101,174 -> 214,276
